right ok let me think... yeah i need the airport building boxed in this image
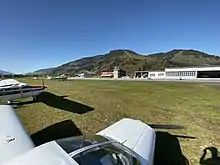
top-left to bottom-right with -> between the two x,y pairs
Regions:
100,72 -> 114,78
113,66 -> 126,78
77,72 -> 95,78
134,66 -> 220,79
100,66 -> 126,78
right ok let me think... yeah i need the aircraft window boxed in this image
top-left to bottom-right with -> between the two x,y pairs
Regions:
56,135 -> 110,154
22,86 -> 31,89
0,84 -> 14,88
72,142 -> 141,165
4,87 -> 20,91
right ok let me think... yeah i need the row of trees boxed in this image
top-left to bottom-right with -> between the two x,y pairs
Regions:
0,74 -> 44,79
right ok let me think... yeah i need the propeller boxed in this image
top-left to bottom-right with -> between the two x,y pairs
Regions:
150,124 -> 196,139
41,79 -> 44,87
173,135 -> 195,139
148,124 -> 184,130
41,78 -> 46,89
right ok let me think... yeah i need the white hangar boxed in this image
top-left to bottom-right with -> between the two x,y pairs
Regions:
134,66 -> 220,79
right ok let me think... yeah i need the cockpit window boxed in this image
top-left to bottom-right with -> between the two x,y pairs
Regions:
56,135 -> 141,165
72,142 -> 141,165
56,135 -> 110,154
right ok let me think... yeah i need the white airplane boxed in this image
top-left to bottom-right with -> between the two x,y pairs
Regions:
0,105 -> 156,165
0,79 -> 28,87
0,79 -> 46,103
47,75 -> 67,81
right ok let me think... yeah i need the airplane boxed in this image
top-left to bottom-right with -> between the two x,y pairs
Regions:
0,79 -> 28,87
0,105 -> 191,165
47,75 -> 68,81
0,79 -> 46,104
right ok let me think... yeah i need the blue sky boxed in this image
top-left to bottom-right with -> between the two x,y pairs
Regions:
0,0 -> 220,73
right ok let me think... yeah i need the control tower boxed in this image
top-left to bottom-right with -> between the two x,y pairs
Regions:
113,66 -> 126,78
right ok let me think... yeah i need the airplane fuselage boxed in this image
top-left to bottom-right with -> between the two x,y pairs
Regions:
0,85 -> 46,102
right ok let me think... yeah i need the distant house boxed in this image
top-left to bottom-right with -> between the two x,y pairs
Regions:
100,72 -> 114,78
100,67 -> 126,78
78,73 -> 95,78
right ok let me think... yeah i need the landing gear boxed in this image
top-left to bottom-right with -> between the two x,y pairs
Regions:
32,96 -> 37,102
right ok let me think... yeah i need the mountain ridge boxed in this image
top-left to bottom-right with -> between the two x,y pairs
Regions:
0,70 -> 13,75
32,49 -> 220,76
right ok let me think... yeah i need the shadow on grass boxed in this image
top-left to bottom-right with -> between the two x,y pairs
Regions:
31,120 -> 83,146
154,131 -> 192,165
10,103 -> 26,109
17,92 -> 94,114
199,147 -> 220,165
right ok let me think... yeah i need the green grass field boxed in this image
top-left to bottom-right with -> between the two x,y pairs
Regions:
12,79 -> 220,164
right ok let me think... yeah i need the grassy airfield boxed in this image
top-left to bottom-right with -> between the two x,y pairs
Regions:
14,79 -> 220,165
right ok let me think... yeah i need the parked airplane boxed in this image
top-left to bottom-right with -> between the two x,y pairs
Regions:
47,75 -> 67,81
0,79 -> 27,87
0,79 -> 46,103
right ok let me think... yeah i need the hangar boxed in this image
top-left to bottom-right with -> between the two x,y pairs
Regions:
134,66 -> 220,79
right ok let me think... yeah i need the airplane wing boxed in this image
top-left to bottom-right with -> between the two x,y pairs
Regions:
0,105 -> 35,164
96,118 -> 156,165
3,142 -> 79,165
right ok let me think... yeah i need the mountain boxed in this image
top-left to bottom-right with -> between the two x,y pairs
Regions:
34,49 -> 220,76
0,70 -> 13,75
29,68 -> 55,75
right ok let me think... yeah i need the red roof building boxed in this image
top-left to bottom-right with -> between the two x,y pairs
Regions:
100,72 -> 114,77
